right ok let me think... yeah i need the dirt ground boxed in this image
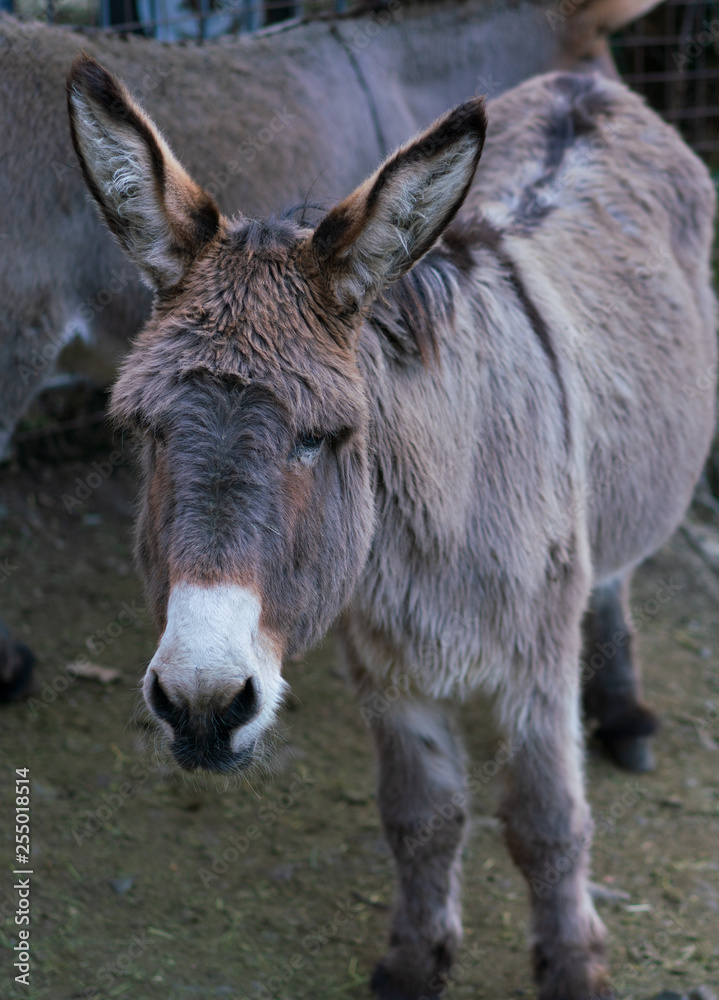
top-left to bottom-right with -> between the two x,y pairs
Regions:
1,428 -> 719,1000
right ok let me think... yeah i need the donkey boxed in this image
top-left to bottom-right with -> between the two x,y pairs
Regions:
67,50 -> 716,998
0,0 -> 663,699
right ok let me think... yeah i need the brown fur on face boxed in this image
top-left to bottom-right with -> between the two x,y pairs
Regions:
82,85 -> 487,659
113,216 -> 375,655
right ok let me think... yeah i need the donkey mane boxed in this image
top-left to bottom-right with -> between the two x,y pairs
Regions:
369,243 -> 460,367
370,209 -> 569,455
116,68 -> 618,431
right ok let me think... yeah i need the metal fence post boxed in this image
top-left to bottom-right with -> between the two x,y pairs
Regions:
242,0 -> 261,32
199,0 -> 209,40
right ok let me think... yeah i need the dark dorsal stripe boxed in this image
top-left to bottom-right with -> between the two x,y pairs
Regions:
470,215 -> 570,450
512,74 -> 614,233
494,246 -> 570,450
329,23 -> 388,159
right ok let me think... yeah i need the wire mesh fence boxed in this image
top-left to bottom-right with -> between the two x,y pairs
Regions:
611,0 -> 719,168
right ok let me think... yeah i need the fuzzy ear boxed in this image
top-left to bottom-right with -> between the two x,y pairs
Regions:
309,97 -> 486,311
67,53 -> 220,291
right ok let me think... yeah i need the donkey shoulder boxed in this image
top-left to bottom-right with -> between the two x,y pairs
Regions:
466,71 -> 717,579
474,71 -> 715,260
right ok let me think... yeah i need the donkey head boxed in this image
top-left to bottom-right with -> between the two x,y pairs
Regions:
67,54 -> 486,773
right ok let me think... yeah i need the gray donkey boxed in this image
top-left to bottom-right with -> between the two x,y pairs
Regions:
0,0 -> 661,698
67,51 -> 716,999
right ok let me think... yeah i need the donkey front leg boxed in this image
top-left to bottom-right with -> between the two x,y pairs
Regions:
582,574 -> 659,772
497,661 -> 610,1000
367,695 -> 468,1000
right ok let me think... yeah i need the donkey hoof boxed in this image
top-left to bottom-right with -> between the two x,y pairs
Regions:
534,945 -> 613,1000
595,703 -> 659,772
601,733 -> 655,772
0,639 -> 35,703
371,959 -> 443,1000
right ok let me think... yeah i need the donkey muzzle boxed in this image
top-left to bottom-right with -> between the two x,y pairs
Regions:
143,582 -> 287,772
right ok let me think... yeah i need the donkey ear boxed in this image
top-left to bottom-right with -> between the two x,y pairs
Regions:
67,53 -> 220,291
310,97 -> 486,311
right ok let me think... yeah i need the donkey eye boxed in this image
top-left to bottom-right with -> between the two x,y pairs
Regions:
291,434 -> 325,463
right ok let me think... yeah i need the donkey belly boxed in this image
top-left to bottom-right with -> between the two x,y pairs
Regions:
584,316 -> 716,583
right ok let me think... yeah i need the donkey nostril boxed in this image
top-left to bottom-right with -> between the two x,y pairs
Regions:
148,673 -> 178,723
223,677 -> 259,728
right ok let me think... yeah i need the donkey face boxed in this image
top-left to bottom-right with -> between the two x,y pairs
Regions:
67,54 -> 486,772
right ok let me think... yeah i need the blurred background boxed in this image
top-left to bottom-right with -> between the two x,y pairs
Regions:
3,0 -> 719,179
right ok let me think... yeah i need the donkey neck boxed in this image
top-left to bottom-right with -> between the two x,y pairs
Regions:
357,235 -> 571,555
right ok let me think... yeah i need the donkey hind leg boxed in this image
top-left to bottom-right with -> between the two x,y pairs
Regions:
367,697 -> 467,1000
498,662 -> 610,1000
582,574 -> 658,772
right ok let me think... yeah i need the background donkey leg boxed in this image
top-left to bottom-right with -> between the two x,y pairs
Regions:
498,654 -> 610,1000
365,694 -> 468,1000
582,574 -> 658,771
0,619 -> 35,702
